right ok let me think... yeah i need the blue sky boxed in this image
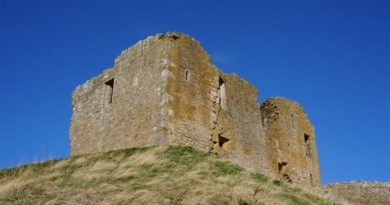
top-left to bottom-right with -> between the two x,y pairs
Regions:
1,0 -> 389,184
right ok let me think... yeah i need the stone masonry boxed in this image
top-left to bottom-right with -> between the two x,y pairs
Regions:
325,181 -> 390,205
261,98 -> 320,186
70,32 -> 320,187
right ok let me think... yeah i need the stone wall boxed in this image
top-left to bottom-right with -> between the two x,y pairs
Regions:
325,181 -> 390,205
160,34 -> 267,173
69,32 -> 319,185
260,97 -> 320,186
70,35 -> 169,155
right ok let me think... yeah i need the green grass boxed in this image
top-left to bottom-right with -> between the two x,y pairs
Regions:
278,193 -> 309,205
165,146 -> 207,166
238,198 -> 251,205
237,199 -> 251,205
0,146 -> 341,205
251,172 -> 269,182
214,161 -> 243,175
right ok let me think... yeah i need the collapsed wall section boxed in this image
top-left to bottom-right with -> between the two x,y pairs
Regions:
70,36 -> 170,155
260,97 -> 320,186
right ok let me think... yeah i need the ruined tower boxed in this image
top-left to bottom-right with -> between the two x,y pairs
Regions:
261,98 -> 320,186
70,32 -> 320,187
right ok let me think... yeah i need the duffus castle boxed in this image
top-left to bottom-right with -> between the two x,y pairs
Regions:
69,32 -> 320,187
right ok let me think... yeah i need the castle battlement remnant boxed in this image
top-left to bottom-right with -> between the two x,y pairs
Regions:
70,32 -> 320,187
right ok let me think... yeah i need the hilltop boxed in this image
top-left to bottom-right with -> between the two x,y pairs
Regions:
0,146 -> 340,205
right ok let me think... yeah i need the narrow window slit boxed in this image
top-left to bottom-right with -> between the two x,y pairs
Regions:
105,78 -> 114,104
310,173 -> 313,183
304,133 -> 312,157
185,70 -> 189,81
217,76 -> 226,109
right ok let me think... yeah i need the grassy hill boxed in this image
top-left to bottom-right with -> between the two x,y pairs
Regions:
0,146 -> 341,205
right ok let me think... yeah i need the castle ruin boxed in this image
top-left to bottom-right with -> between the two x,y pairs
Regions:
69,32 -> 320,187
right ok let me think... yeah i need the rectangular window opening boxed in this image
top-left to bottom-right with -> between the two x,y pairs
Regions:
219,76 -> 225,86
304,133 -> 312,157
304,133 -> 310,142
217,76 -> 226,108
105,78 -> 114,104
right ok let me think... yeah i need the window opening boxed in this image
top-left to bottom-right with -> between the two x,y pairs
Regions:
185,70 -> 189,81
310,173 -> 313,184
291,114 -> 296,129
105,78 -> 114,104
217,76 -> 226,108
304,133 -> 312,157
278,162 -> 288,172
218,134 -> 230,148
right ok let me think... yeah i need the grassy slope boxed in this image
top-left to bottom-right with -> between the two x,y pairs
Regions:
0,146 -> 340,205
